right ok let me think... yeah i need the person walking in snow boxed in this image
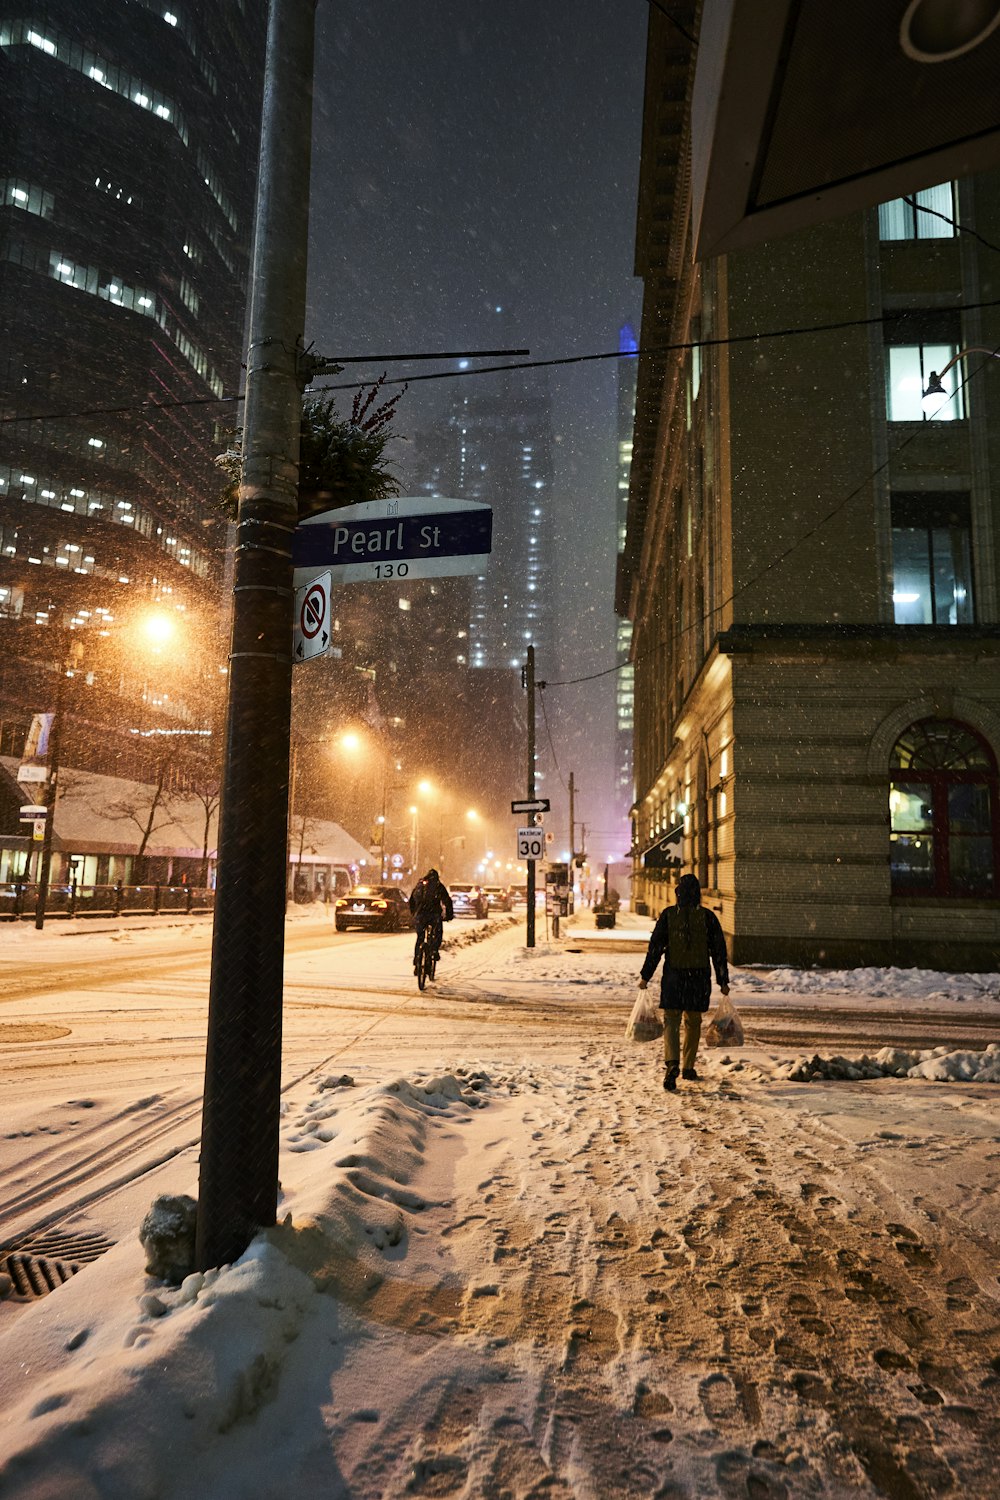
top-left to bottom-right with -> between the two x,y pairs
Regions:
638,873 -> 730,1091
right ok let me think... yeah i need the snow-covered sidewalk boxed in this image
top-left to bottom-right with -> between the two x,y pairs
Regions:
0,919 -> 998,1498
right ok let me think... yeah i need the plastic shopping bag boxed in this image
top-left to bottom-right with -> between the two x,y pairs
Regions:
704,993 -> 745,1048
625,988 -> 663,1042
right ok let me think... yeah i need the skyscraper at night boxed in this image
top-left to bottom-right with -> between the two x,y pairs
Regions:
0,2 -> 266,776
416,335 -> 555,673
614,322 -> 637,825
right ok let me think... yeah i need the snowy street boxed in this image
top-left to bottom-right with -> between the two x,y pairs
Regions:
0,912 -> 998,1498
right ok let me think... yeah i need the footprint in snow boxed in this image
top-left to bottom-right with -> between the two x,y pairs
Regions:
699,1372 -> 740,1422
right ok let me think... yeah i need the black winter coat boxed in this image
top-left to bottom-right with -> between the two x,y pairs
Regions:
640,904 -> 729,1012
409,879 -> 454,925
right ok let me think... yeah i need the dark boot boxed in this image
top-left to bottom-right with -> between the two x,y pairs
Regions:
663,1063 -> 678,1092
681,1067 -> 699,1081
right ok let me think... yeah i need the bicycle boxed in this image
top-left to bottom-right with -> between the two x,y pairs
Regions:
414,923 -> 439,990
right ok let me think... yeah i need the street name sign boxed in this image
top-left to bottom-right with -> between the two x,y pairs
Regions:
292,572 -> 331,663
293,496 -> 492,587
511,798 -> 550,814
517,826 -> 545,861
19,804 -> 47,821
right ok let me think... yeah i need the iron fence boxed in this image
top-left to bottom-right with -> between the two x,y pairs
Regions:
0,882 -> 215,921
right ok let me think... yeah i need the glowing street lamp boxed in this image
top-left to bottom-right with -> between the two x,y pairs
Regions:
140,609 -> 177,651
32,608 -> 190,928
339,728 -> 395,878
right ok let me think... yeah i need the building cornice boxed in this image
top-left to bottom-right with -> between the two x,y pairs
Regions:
719,624 -> 1000,657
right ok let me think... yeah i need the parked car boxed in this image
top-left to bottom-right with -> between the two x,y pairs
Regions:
450,882 -> 488,919
482,884 -> 512,913
334,885 -> 411,932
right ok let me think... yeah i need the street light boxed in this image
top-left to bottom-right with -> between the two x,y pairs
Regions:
140,609 -> 177,651
340,728 -> 396,879
922,346 -> 1000,410
29,609 -> 192,929
416,779 -> 440,868
408,804 -> 419,874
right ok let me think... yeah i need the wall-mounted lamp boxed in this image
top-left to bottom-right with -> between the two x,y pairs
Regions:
923,345 -> 1000,410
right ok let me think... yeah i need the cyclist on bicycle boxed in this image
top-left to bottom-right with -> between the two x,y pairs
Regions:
409,868 -> 453,971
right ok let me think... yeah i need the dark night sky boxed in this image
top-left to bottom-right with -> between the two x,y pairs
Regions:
305,1 -> 649,860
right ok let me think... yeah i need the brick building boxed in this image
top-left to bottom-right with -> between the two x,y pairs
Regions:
618,12 -> 1000,968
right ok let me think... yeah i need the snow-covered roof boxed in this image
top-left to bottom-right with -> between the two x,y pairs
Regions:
0,757 -> 367,864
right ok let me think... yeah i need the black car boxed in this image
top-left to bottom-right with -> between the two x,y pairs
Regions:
334,885 -> 411,932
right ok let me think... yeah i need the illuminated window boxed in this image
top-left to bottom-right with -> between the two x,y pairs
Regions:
891,493 -> 974,625
2,178 -> 54,218
878,182 -> 956,240
885,311 -> 965,421
889,720 -> 996,896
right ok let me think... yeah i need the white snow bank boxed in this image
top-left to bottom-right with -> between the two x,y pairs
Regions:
774,1042 -> 1000,1084
738,964 -> 1000,1005
0,1065 -> 501,1498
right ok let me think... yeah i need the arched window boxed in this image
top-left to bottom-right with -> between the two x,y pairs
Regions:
889,720 -> 998,897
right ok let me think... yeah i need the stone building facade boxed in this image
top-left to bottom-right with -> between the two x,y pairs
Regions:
618,12 -> 1000,969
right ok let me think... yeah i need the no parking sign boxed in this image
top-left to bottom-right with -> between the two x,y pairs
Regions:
293,573 -> 331,663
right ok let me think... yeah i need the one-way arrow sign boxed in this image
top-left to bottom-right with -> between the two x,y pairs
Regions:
511,798 -> 550,814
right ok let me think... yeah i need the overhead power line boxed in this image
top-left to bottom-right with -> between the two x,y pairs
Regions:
903,195 -> 1000,257
548,345 -> 998,689
644,0 -> 697,46
6,294 -> 1000,428
536,682 -> 568,791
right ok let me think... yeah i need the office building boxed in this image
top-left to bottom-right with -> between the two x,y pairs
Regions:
614,322 -> 637,826
0,1 -> 267,785
416,337 -> 555,674
619,12 -> 1000,968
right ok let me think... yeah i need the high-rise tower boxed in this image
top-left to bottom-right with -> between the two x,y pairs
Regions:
416,326 -> 555,672
0,2 -> 267,772
614,322 -> 637,825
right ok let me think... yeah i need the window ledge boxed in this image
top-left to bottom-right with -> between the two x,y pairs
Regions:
891,894 -> 997,907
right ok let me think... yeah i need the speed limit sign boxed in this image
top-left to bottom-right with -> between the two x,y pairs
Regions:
517,826 -> 545,860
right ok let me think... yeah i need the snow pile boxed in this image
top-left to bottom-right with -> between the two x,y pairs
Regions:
737,965 -> 1000,1004
0,1066 -> 500,1496
776,1042 -> 1000,1083
441,914 -> 519,950
508,943 -> 636,987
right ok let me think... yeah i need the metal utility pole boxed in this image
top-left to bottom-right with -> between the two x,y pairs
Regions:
525,644 -> 536,948
196,0 -> 318,1272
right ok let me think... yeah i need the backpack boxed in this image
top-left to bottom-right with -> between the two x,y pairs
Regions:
666,906 -> 709,969
413,879 -> 441,923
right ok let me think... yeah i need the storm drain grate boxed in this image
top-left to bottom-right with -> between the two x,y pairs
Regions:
2,1228 -> 116,1301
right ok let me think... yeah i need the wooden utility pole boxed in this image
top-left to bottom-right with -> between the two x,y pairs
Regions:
525,644 -> 536,949
568,770 -> 575,861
